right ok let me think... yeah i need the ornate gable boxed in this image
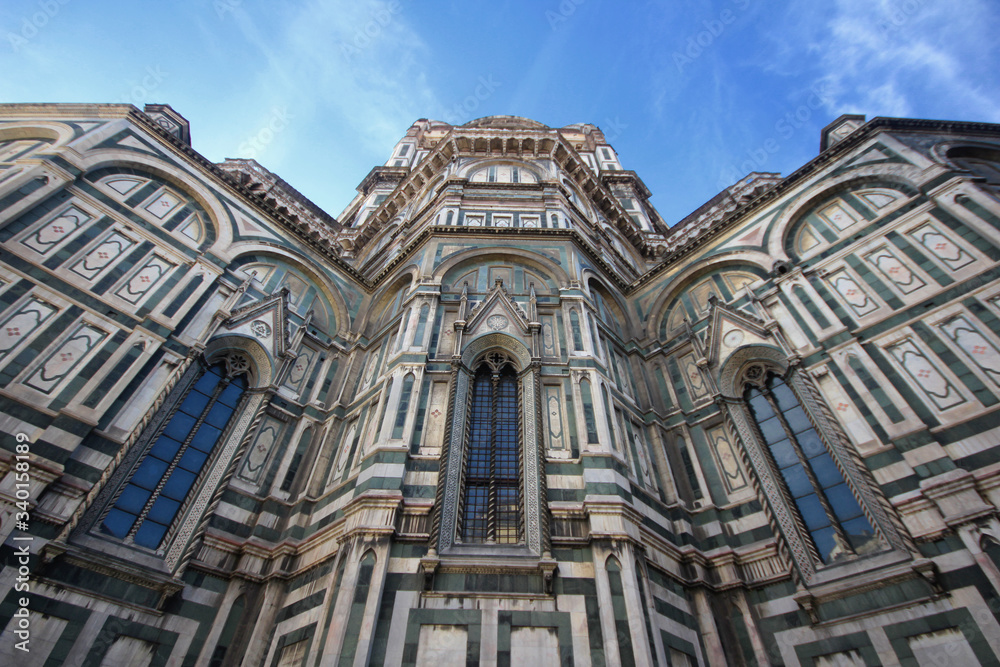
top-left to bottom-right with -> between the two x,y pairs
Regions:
463,278 -> 532,340
218,287 -> 292,362
704,296 -> 774,371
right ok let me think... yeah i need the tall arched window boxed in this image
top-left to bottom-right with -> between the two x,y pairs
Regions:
459,353 -> 521,543
744,369 -> 879,563
101,358 -> 249,549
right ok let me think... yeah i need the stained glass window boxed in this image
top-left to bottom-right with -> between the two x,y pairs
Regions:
745,372 -> 878,564
101,362 -> 247,549
459,356 -> 521,543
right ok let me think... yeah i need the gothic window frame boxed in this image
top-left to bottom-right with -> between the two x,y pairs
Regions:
75,347 -> 268,570
719,347 -> 908,584
435,333 -> 545,557
457,353 -> 522,544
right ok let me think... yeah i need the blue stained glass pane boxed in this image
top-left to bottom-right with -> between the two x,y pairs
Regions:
782,407 -> 811,434
809,452 -> 844,488
161,468 -> 197,501
811,526 -> 838,563
131,456 -> 169,490
218,381 -> 245,408
134,520 -> 168,549
769,439 -> 798,469
748,392 -> 773,420
826,484 -> 864,522
843,516 -> 876,550
178,447 -> 209,473
149,436 -> 183,461
115,484 -> 151,514
758,417 -> 786,444
194,367 -> 225,394
796,494 -> 830,530
179,390 -> 212,418
771,381 -> 798,412
146,495 -> 181,525
164,412 -> 197,441
781,465 -> 812,498
101,508 -> 138,538
797,430 -> 826,459
191,424 -> 223,452
205,402 -> 235,428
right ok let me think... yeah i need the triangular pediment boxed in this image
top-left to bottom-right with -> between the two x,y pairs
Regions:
218,288 -> 291,360
464,279 -> 531,338
704,297 -> 772,369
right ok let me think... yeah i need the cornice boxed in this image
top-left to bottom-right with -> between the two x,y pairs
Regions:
630,116 -> 1000,292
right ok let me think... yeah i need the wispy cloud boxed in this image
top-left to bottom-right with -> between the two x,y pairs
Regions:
228,0 -> 439,153
817,0 -> 1000,122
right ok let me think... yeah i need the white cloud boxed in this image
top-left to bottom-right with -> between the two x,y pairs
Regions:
818,0 -> 1000,122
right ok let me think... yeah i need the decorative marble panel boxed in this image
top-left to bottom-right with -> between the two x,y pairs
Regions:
144,189 -> 183,219
632,424 -> 654,487
541,315 -> 557,356
795,223 -> 822,255
284,348 -> 314,392
679,353 -> 708,399
909,223 -> 975,271
818,201 -> 860,231
938,314 -> 1000,385
334,422 -> 358,478
115,255 -> 174,304
105,177 -> 145,196
864,247 -> 925,294
70,231 -> 135,281
24,323 -> 107,394
239,417 -> 282,483
855,188 -> 898,210
708,424 -> 748,492
545,384 -> 565,451
826,268 -> 879,317
21,205 -> 92,254
0,298 -> 57,362
886,338 -> 966,411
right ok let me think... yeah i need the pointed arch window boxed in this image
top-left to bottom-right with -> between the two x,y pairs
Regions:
100,357 -> 249,549
744,369 -> 879,563
459,352 -> 522,543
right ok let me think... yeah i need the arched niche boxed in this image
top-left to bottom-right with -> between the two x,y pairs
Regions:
464,160 -> 542,184
436,248 -> 566,294
652,262 -> 769,340
365,271 -> 416,335
769,170 -> 921,262
584,274 -> 632,339
78,152 -> 235,253
229,248 -> 350,338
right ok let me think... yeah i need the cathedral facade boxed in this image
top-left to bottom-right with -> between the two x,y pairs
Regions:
1,104 -> 1000,666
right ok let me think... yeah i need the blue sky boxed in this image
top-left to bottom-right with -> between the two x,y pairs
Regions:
3,0 -> 999,225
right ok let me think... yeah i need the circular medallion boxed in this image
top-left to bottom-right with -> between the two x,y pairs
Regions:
487,315 -> 508,331
251,320 -> 271,339
723,330 -> 745,348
